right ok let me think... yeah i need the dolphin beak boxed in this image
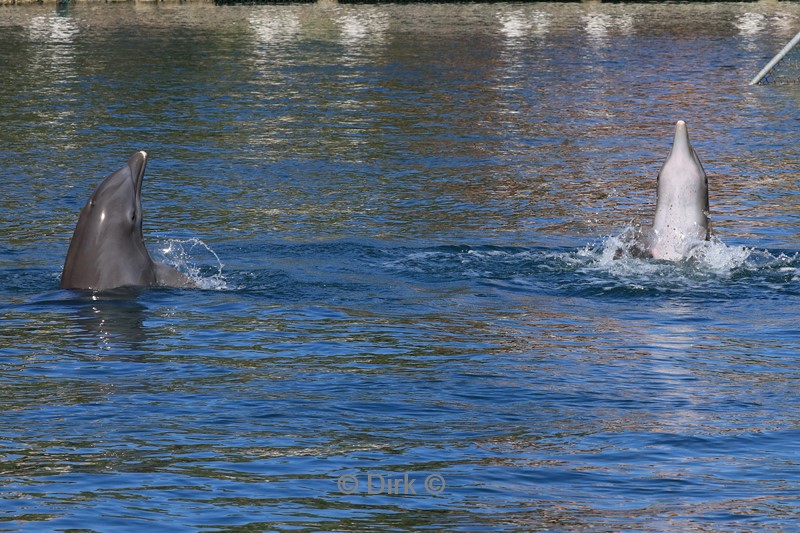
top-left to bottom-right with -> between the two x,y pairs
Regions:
672,120 -> 690,153
127,151 -> 147,210
128,151 -> 147,192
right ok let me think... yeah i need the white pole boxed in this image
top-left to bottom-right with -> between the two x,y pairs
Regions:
750,30 -> 800,85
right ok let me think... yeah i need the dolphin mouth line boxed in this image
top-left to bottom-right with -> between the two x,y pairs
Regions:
133,151 -> 147,187
129,151 -> 148,212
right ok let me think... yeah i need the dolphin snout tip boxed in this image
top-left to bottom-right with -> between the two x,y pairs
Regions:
672,120 -> 690,145
127,150 -> 148,172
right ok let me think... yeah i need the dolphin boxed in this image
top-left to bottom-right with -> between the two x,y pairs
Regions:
639,120 -> 710,260
60,151 -> 193,291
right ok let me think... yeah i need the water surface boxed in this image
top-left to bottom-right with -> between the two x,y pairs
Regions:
1,2 -> 799,531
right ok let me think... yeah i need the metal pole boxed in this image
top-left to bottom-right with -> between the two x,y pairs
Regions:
750,30 -> 800,86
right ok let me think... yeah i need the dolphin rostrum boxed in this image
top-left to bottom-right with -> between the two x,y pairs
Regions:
60,151 -> 193,291
642,120 -> 710,260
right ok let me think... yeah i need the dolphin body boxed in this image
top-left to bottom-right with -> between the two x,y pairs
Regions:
638,120 -> 710,260
60,151 -> 193,291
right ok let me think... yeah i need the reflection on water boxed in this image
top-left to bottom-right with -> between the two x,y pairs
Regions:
28,12 -> 78,44
338,9 -> 389,47
1,2 -> 800,532
736,12 -> 768,37
22,13 -> 81,150
72,294 -> 150,356
2,2 -> 799,247
249,9 -> 301,45
582,11 -> 634,42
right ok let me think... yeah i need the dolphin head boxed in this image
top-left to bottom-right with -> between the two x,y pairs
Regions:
61,151 -> 157,290
649,120 -> 710,260
88,151 -> 146,237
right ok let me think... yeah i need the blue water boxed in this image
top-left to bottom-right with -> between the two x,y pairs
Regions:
1,2 -> 799,531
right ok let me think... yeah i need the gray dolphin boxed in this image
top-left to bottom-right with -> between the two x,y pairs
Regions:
640,120 -> 710,260
60,151 -> 193,291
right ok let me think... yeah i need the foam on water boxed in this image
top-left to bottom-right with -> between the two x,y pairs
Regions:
566,225 -> 800,297
375,234 -> 799,300
589,226 -> 753,274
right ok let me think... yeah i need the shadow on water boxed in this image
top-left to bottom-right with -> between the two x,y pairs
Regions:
19,288 -> 152,360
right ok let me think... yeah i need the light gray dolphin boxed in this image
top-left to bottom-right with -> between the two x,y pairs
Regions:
640,120 -> 710,260
60,151 -> 193,291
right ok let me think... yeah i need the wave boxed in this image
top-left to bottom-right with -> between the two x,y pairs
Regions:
135,233 -> 800,301
377,234 -> 799,300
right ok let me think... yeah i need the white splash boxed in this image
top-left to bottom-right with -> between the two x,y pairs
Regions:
688,239 -> 754,275
573,224 -> 764,290
591,224 -> 751,271
158,238 -> 228,290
